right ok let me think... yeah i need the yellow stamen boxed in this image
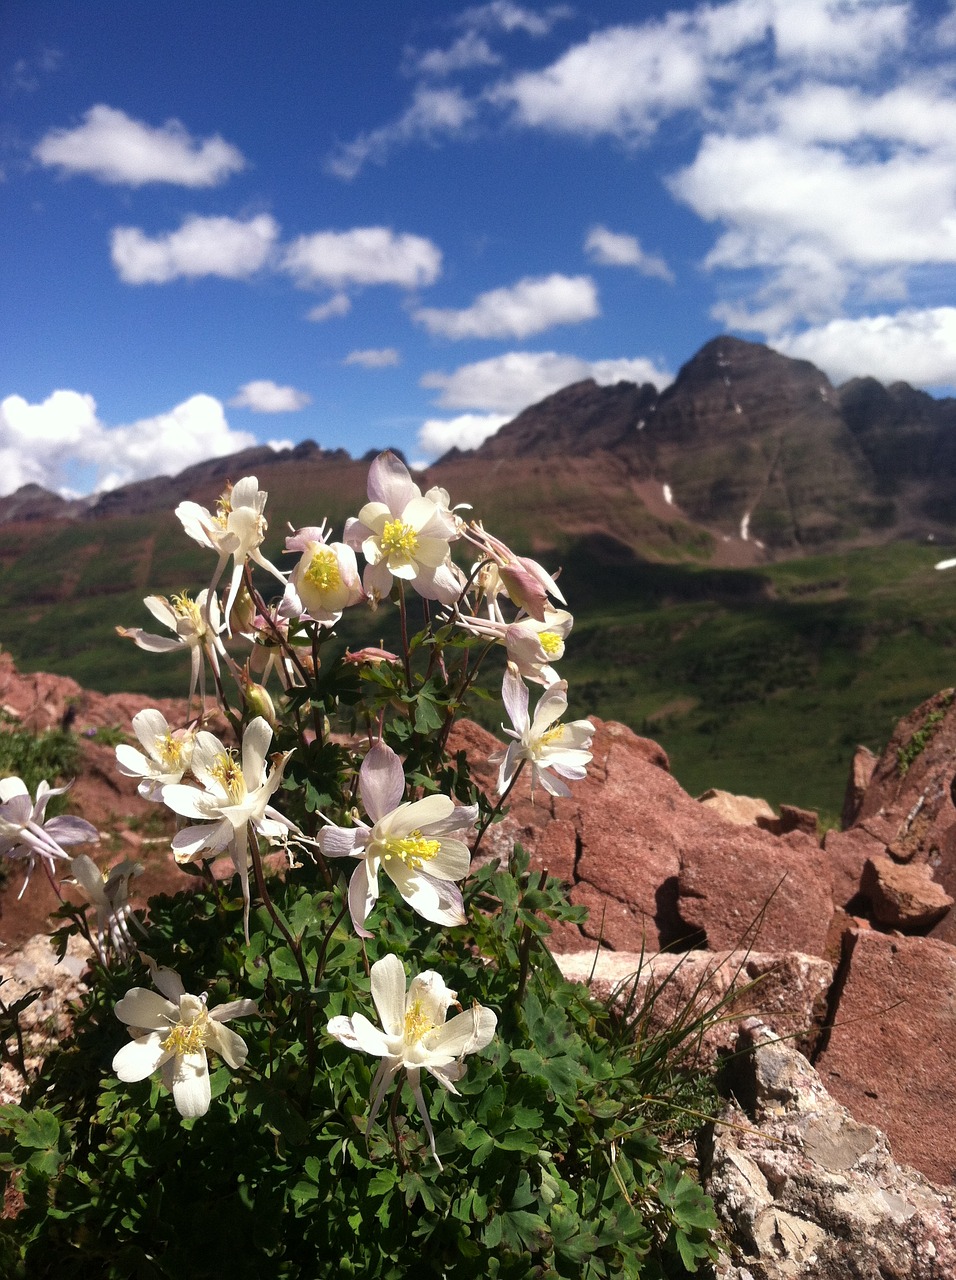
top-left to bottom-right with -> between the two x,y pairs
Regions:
538,631 -> 562,657
381,831 -> 441,871
157,732 -> 186,770
210,752 -> 246,804
403,998 -> 435,1043
212,486 -> 233,529
539,726 -> 566,746
304,548 -> 342,594
380,518 -> 419,560
161,1016 -> 208,1056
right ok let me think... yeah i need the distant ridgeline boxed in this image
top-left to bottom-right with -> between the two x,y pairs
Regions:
6,336 -> 956,562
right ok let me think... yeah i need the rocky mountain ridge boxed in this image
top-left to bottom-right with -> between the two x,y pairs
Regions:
5,336 -> 956,559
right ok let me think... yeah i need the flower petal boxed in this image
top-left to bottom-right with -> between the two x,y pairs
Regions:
114,987 -> 178,1030
241,717 -> 273,785
359,741 -> 407,822
207,1021 -> 249,1070
427,1005 -> 497,1059
166,1050 -> 211,1118
113,1032 -> 169,1081
366,451 -> 419,512
370,953 -> 406,1038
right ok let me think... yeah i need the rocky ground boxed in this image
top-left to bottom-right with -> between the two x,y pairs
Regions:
2,653 -> 956,1273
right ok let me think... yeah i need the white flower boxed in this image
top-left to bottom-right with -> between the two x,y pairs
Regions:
175,476 -> 286,631
116,590 -> 224,708
494,664 -> 594,798
344,451 -> 462,605
71,854 -> 144,960
114,708 -> 195,801
0,777 -> 99,898
285,524 -> 364,623
317,741 -> 476,938
161,717 -> 297,940
453,608 -> 573,686
465,526 -> 565,622
112,957 -> 257,1118
327,952 -> 496,1168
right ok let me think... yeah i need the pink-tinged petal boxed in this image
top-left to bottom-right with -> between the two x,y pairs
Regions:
114,987 -> 178,1030
0,778 -> 28,803
359,742 -> 406,822
285,524 -> 328,553
496,742 -> 522,795
367,1057 -> 402,1132
119,629 -> 182,654
166,1050 -> 211,1118
343,516 -> 372,550
413,561 -> 462,605
347,858 -> 377,938
240,716 -> 273,784
370,953 -> 406,1037
498,561 -> 549,621
419,802 -> 478,838
367,450 -> 419,512
44,816 -> 99,846
317,824 -> 366,858
533,767 -> 571,798
407,1068 -> 442,1169
362,559 -> 394,601
171,820 -> 233,863
530,680 -> 569,736
206,1021 -> 249,1070
113,1033 -> 169,1082
501,664 -> 530,734
386,864 -> 466,927
425,1061 -> 463,1094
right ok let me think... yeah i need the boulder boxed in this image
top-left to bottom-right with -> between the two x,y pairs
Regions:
860,855 -> 953,930
557,948 -> 833,1069
816,929 -> 956,1186
709,1029 -> 956,1280
697,789 -> 776,828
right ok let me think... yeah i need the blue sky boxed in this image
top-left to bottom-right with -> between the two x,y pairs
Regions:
3,0 -> 956,496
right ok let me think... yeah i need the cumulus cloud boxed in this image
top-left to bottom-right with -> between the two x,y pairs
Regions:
282,226 -> 442,289
413,274 -> 599,340
111,214 -> 279,285
417,412 -> 511,458
229,380 -> 312,412
0,391 -> 258,496
584,225 -> 674,281
306,293 -> 352,322
327,86 -> 475,180
410,32 -> 501,77
776,308 -> 956,387
421,350 -> 672,413
459,2 -> 574,37
34,104 -> 246,187
343,348 -> 401,368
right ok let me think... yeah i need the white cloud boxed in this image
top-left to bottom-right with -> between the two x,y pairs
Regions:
282,227 -> 442,289
459,2 -> 574,37
229,380 -> 312,412
111,214 -> 279,285
343,348 -> 401,368
411,33 -> 501,77
421,350 -> 671,413
0,391 -> 258,496
776,308 -> 956,386
307,293 -> 352,322
327,86 -> 475,180
584,225 -> 674,281
771,1 -> 908,70
413,274 -> 599,340
417,412 -> 510,457
34,104 -> 246,187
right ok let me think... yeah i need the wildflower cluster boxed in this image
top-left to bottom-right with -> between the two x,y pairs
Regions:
1,450 -> 721,1278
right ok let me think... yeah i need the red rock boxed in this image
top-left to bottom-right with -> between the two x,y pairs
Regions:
697,788 -> 776,827
677,829 -> 833,955
816,929 -> 956,1185
860,856 -> 953,930
823,826 -> 887,909
842,743 -> 878,828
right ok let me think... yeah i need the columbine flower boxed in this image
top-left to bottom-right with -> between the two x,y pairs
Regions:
285,524 -> 364,623
175,477 -> 286,631
114,709 -> 195,801
327,952 -> 496,1168
117,590 -> 225,709
344,451 -> 462,605
71,854 -> 144,960
453,608 -> 573,686
161,717 -> 297,940
465,526 -> 566,622
112,956 -> 257,1118
0,777 -> 98,898
494,664 -> 594,798
317,741 -> 476,938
